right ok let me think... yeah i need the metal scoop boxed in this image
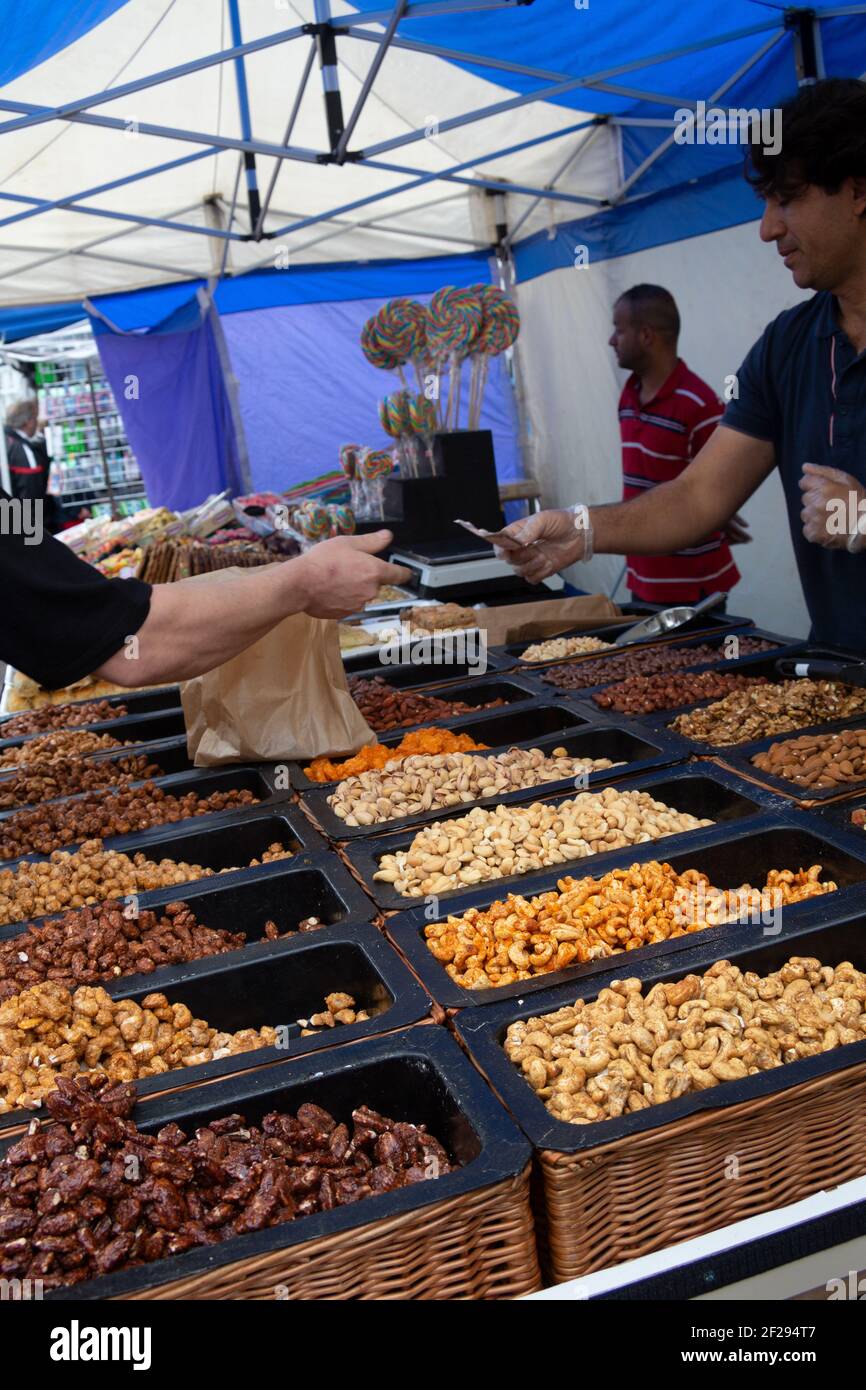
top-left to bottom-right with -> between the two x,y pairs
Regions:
613,591 -> 726,647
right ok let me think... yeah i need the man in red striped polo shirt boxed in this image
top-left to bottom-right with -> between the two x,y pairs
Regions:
610,284 -> 746,604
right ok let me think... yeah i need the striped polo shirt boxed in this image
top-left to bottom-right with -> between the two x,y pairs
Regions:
619,358 -> 739,603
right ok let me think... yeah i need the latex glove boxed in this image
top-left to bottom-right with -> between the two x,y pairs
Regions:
799,463 -> 866,551
724,511 -> 751,545
493,507 -> 592,584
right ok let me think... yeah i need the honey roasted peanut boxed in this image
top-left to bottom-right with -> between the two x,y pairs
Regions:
506,955 -> 866,1124
0,838 -> 292,927
0,981 -> 279,1111
374,786 -> 713,896
426,860 -> 836,989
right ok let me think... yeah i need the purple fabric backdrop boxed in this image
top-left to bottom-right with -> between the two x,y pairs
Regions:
220,296 -> 522,495
96,311 -> 244,510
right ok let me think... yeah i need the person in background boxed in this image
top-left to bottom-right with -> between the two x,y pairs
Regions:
4,397 -> 89,532
609,284 -> 748,608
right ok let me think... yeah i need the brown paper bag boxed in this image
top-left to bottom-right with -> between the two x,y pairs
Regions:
179,568 -> 373,765
480,594 -> 626,647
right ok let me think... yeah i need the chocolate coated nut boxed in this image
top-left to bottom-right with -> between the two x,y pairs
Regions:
347,675 -> 505,733
543,636 -> 777,691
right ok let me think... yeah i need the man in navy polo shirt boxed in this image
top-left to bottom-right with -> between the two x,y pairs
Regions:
499,77 -> 866,654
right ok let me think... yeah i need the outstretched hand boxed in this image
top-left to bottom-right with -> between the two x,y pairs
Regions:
494,508 -> 590,583
298,531 -> 412,617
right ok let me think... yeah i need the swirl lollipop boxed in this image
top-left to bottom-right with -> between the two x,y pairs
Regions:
339,443 -> 360,479
329,503 -> 356,535
359,447 -> 394,519
470,288 -> 520,428
427,286 -> 483,429
295,500 -> 331,543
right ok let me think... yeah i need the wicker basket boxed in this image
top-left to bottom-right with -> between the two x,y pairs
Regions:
538,1060 -> 866,1285
117,1163 -> 539,1300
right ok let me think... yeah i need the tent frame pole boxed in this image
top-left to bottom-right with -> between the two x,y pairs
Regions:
504,118 -> 608,246
227,0 -> 262,234
255,39 -> 317,238
334,1 -> 408,164
313,0 -> 346,156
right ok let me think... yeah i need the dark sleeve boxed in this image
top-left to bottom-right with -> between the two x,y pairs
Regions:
0,496 -> 152,689
722,325 -> 777,443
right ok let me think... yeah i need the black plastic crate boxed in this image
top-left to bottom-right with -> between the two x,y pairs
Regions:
0,706 -> 187,754
385,809 -> 866,1009
492,612 -> 760,673
717,718 -> 866,803
454,901 -> 866,1153
0,810 -> 348,932
646,650 -> 866,744
528,629 -> 813,702
285,700 -> 599,795
344,673 -> 541,737
0,849 -> 376,955
816,790 -> 866,838
295,720 -> 685,842
2,801 -> 329,872
27,1025 -> 531,1300
345,762 -> 791,914
0,685 -> 181,731
0,921 -> 431,1136
0,758 -> 291,827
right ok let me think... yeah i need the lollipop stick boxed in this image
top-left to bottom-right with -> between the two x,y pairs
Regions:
396,364 -> 409,392
453,359 -> 463,431
475,355 -> 490,428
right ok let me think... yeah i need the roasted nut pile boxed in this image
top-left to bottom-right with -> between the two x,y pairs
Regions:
0,782 -> 260,860
374,787 -> 713,896
542,636 -> 777,690
425,860 -> 835,989
0,1074 -> 452,1288
0,729 -> 130,769
298,992 -> 369,1035
0,838 -> 292,927
0,981 -> 279,1111
520,635 -> 613,662
752,726 -> 866,789
593,670 -> 768,716
0,898 -> 322,1001
329,746 -> 620,826
347,675 -> 505,734
304,727 -> 488,783
0,753 -> 162,811
506,954 -> 866,1125
0,700 -> 130,736
670,679 -> 866,746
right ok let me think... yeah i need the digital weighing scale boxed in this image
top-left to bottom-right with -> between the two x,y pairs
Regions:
390,538 -> 566,602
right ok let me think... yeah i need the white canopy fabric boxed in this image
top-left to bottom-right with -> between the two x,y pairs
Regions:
0,0 -> 614,306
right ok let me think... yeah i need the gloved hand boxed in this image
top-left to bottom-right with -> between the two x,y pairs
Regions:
799,463 -> 866,552
493,506 -> 592,584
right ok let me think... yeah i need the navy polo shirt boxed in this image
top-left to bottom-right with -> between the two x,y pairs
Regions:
723,291 -> 866,654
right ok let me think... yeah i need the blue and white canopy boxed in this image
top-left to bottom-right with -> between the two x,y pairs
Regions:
0,0 -> 863,333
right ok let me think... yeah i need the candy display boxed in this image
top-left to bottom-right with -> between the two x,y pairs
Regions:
327,746 -> 622,826
347,674 -> 505,733
670,679 -> 866,745
0,1075 -> 452,1290
294,500 -> 332,542
505,954 -> 866,1125
426,862 -> 836,990
0,981 -> 279,1112
751,726 -> 866,789
304,727 -> 489,783
541,636 -> 779,690
0,838 -> 293,927
374,787 -> 714,896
